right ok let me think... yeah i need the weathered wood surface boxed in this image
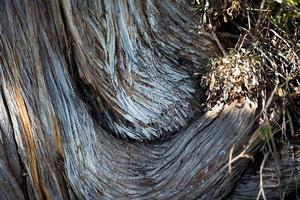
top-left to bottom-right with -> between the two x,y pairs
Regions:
228,140 -> 300,200
0,0 -> 298,199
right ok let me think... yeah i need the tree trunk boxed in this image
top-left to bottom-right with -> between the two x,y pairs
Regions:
0,0 -> 298,199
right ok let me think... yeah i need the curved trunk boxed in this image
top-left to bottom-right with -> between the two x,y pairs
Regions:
0,0 -> 298,199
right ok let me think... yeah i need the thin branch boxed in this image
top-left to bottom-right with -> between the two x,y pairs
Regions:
257,151 -> 270,200
255,0 -> 267,30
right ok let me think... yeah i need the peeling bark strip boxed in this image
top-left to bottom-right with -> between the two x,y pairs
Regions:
0,0 -> 297,200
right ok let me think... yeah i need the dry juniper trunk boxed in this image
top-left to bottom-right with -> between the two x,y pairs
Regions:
0,0 -> 299,200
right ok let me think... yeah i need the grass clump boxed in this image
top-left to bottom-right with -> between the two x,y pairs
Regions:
194,0 -> 299,109
201,48 -> 261,107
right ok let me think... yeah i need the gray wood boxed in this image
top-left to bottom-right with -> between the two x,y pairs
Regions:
0,0 -> 298,199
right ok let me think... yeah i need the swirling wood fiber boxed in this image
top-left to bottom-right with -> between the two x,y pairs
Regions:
1,0 -> 296,200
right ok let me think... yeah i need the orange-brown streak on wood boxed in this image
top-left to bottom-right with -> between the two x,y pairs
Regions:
13,85 -> 52,200
51,111 -> 64,159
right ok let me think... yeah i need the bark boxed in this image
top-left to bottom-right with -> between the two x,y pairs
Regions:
228,140 -> 300,200
0,0 -> 298,199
